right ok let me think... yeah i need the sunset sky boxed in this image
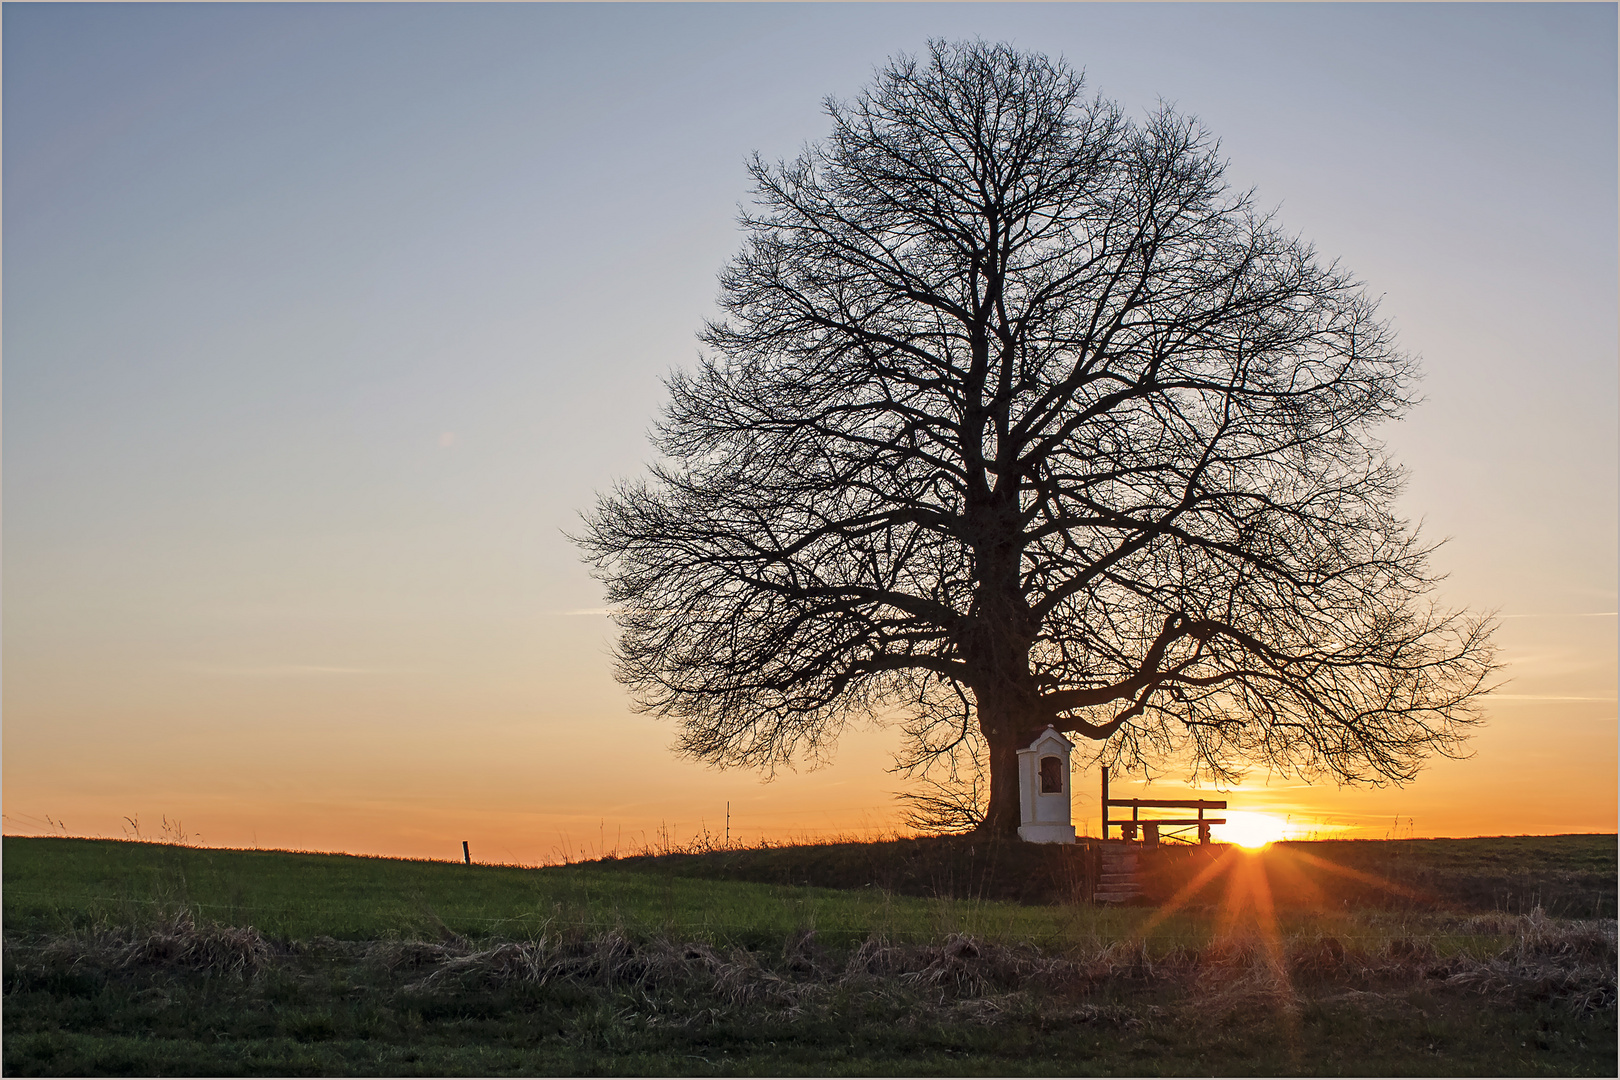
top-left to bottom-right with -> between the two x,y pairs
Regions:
5,3 -> 1615,863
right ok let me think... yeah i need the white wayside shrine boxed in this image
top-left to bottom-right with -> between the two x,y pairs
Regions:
1017,725 -> 1077,843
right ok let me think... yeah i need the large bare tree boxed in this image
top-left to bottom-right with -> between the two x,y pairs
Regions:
580,41 -> 1496,837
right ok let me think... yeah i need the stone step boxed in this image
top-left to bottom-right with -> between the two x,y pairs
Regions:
1096,843 -> 1142,903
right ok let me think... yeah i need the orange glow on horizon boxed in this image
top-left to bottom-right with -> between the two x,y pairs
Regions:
3,687 -> 1614,863
1212,811 -> 1294,849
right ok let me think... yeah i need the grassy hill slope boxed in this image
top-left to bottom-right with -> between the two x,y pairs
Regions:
604,833 -> 1616,916
3,835 -> 1614,1077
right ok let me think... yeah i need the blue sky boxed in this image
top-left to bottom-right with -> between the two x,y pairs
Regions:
5,4 -> 1615,856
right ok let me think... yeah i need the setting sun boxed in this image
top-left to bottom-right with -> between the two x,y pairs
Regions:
1214,811 -> 1292,849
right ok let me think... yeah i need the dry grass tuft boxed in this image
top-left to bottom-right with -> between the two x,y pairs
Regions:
9,903 -> 1613,1022
1439,909 -> 1616,1014
29,910 -> 273,980
415,940 -> 551,988
1290,935 -> 1349,977
366,939 -> 467,972
1511,909 -> 1616,963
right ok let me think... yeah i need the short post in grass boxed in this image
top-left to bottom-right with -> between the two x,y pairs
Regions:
462,840 -> 471,865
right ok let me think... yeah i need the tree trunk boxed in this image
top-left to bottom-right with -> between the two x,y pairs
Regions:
975,692 -> 1028,838
981,725 -> 1022,837
965,522 -> 1038,839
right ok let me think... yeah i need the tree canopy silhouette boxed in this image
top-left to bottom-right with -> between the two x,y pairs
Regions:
579,41 -> 1496,836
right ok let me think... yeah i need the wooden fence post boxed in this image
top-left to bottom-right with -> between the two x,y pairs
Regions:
462,841 -> 471,865
1100,766 -> 1109,840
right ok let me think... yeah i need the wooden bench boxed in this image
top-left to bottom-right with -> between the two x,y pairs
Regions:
1101,768 -> 1226,845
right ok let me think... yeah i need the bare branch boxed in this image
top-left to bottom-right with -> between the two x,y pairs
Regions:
577,40 -> 1497,835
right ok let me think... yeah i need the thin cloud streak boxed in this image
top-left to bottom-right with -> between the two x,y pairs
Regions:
1487,694 -> 1618,702
180,664 -> 398,676
1497,612 -> 1618,619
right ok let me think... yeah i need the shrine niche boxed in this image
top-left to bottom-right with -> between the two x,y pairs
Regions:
1016,726 -> 1076,844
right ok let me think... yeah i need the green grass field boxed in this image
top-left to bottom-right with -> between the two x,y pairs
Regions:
4,835 -> 1615,1076
2,837 -> 1164,948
